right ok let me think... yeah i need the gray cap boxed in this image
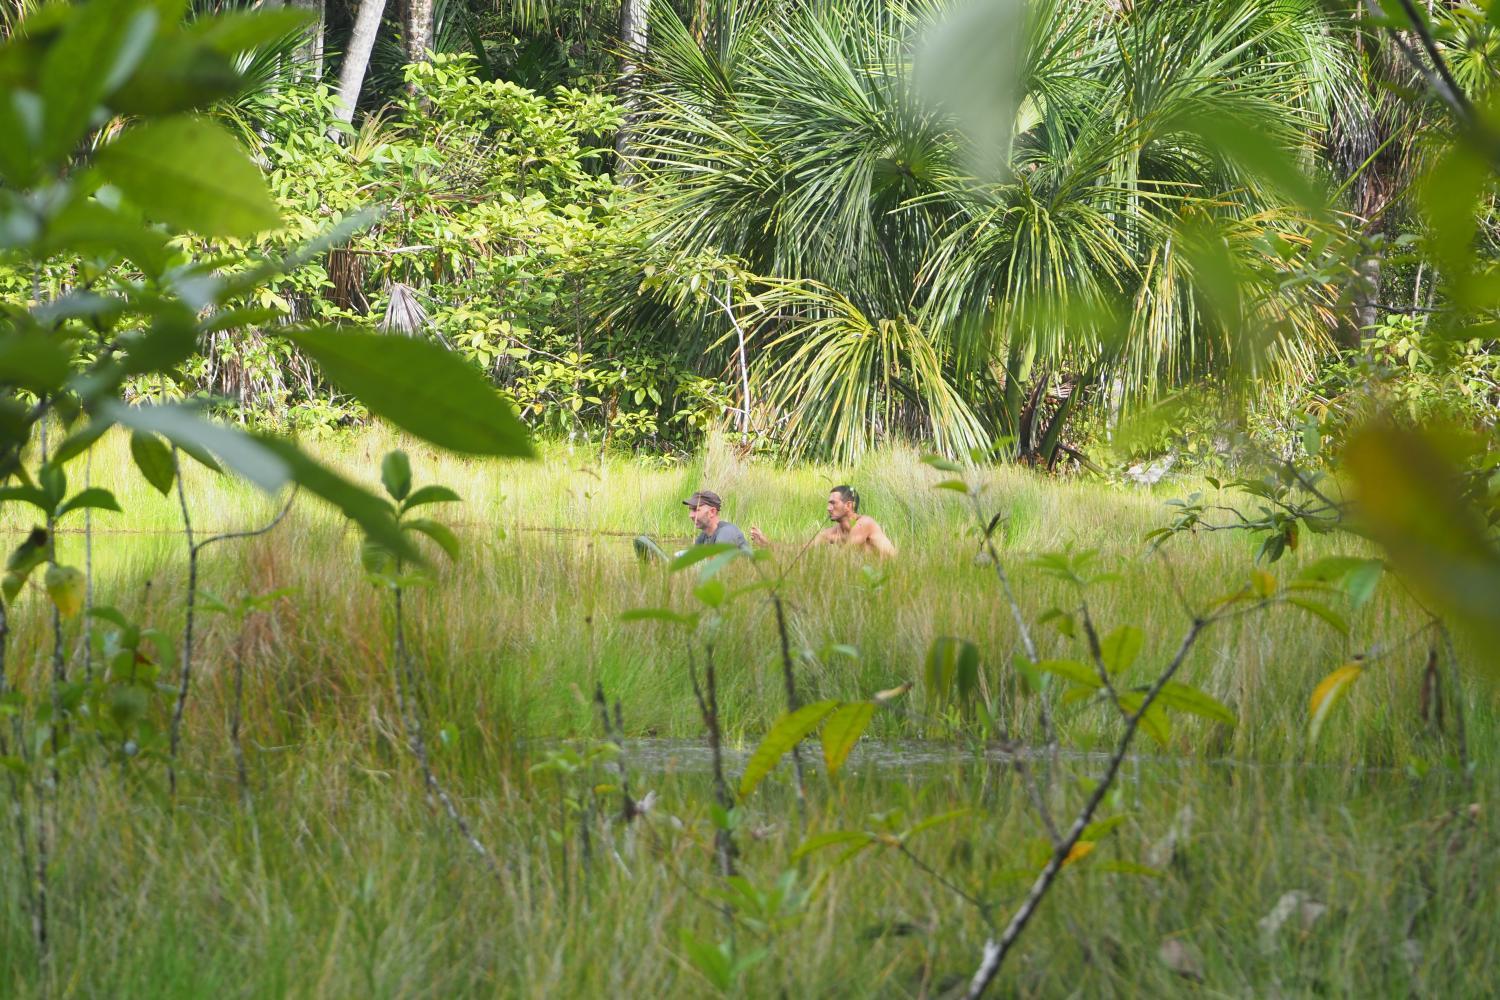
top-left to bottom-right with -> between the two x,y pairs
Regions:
682,490 -> 723,510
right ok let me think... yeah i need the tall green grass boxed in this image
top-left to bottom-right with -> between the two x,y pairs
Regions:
1,429 -> 1491,996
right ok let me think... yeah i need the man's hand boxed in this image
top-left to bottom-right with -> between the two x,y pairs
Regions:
749,526 -> 769,546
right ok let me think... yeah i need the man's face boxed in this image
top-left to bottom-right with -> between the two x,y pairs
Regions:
827,491 -> 853,521
689,502 -> 718,532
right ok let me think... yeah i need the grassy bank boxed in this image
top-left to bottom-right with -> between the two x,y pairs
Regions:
1,429 -> 1493,996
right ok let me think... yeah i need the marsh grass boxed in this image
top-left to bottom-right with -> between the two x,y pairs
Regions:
1,430 -> 1493,996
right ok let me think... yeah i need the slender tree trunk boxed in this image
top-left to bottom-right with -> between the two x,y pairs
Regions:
614,0 -> 650,181
288,0 -> 325,81
405,0 -> 433,79
333,0 -> 387,127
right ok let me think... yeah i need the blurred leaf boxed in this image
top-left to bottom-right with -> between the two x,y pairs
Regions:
406,518 -> 459,560
1152,681 -> 1235,726
95,115 -> 281,239
56,487 -> 119,518
129,430 -> 175,496
1308,663 -> 1363,744
739,700 -> 839,799
693,577 -> 727,608
106,402 -> 287,492
904,807 -> 972,840
820,701 -> 875,777
1287,596 -> 1349,637
0,332 -> 72,393
668,542 -> 741,573
44,563 -> 84,618
402,484 -> 460,511
1099,625 -> 1144,676
38,0 -> 155,164
1345,425 -> 1500,679
284,327 -> 534,457
793,829 -> 874,861
1033,658 -> 1101,688
381,450 -> 411,502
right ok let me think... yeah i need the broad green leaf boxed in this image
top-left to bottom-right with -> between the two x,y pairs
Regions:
792,829 -> 874,861
86,605 -> 130,629
44,563 -> 84,618
187,8 -> 314,56
283,327 -> 533,457
381,450 -> 411,501
1033,658 -> 1101,688
738,700 -> 839,799
1099,625 -> 1144,675
38,0 -> 155,164
1287,597 -> 1349,637
95,116 -> 281,239
1119,692 -> 1171,746
667,542 -> 741,573
933,479 -> 970,493
106,402 -> 287,492
0,332 -> 72,393
1342,560 -> 1383,609
1308,663 -> 1363,744
406,518 -> 459,560
1152,682 -> 1236,726
41,199 -> 173,275
51,419 -> 111,466
920,455 -> 964,472
254,437 -> 414,562
129,430 -> 176,495
1345,426 -> 1500,677
820,701 -> 875,777
693,577 -> 727,608
677,931 -> 733,993
0,486 -> 51,512
402,484 -> 460,511
1295,555 -> 1367,584
56,488 -> 120,519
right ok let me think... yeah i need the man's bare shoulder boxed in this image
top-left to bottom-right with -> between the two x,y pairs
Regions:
851,515 -> 897,555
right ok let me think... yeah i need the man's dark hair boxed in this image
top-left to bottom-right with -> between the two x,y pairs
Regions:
832,484 -> 860,511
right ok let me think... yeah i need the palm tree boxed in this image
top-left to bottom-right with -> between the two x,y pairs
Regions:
631,0 -> 1359,462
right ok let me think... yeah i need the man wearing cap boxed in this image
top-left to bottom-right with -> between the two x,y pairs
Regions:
684,489 -> 750,548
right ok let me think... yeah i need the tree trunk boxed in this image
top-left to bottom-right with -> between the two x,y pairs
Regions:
615,0 -> 650,181
332,0 -> 386,128
287,0 -> 324,81
406,0 -> 433,82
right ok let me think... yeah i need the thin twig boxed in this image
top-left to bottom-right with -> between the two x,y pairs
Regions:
963,615 -> 1210,999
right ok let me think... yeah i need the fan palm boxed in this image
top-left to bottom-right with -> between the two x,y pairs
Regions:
634,0 -> 1362,462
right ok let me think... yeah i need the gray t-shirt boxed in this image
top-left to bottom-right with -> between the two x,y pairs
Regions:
695,521 -> 749,548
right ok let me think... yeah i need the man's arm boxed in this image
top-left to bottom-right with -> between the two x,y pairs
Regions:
851,517 -> 897,557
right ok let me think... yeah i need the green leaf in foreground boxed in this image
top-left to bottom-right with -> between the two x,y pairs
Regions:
94,115 -> 281,239
129,430 -> 176,496
820,701 -> 875,778
1151,681 -> 1236,726
284,327 -> 534,457
667,542 -> 741,573
739,700 -> 839,799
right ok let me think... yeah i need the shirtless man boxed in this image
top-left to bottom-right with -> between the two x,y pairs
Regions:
749,485 -> 896,557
